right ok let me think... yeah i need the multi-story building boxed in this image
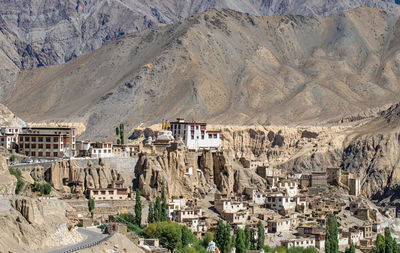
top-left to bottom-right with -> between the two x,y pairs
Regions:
18,127 -> 76,158
169,118 -> 221,150
265,193 -> 296,213
0,126 -> 19,150
76,141 -> 113,158
277,179 -> 299,197
112,144 -> 138,157
215,198 -> 247,214
88,180 -> 129,200
167,198 -> 186,220
281,237 -> 316,248
268,218 -> 292,233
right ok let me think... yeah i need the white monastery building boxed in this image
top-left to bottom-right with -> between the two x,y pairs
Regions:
169,118 -> 221,150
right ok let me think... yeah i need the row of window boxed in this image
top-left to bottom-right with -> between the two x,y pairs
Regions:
25,151 -> 59,157
92,149 -> 112,153
23,143 -> 62,149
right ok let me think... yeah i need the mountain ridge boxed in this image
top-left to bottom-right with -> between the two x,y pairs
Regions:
6,7 -> 400,138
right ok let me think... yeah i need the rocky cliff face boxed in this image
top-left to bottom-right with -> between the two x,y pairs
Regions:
135,148 -> 266,198
0,155 -> 17,194
0,197 -> 83,252
47,159 -> 128,194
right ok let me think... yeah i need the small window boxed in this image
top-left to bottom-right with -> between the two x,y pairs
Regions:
46,137 -> 51,142
38,137 -> 43,142
46,152 -> 50,157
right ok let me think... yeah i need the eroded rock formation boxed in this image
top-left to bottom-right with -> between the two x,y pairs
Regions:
47,159 -> 126,195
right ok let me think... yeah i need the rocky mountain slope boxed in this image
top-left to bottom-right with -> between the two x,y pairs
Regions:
1,1 -> 400,100
0,155 -> 83,252
6,7 -> 400,139
0,103 -> 25,127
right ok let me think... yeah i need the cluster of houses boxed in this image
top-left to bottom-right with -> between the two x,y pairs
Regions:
1,118 -> 221,159
3,121 -> 396,252
0,126 -> 138,159
156,166 -> 394,252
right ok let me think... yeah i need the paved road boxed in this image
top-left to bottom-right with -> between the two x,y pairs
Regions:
45,228 -> 110,253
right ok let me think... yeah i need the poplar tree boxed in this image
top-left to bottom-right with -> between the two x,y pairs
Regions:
236,228 -> 246,253
155,196 -> 161,222
325,214 -> 339,253
223,224 -> 231,253
257,221 -> 265,250
215,220 -> 226,252
244,225 -> 250,249
250,228 -> 256,250
88,197 -> 95,218
147,202 -> 154,224
161,186 -> 167,221
134,189 -> 142,227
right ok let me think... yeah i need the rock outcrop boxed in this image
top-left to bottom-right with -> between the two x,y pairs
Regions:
47,159 -> 126,195
0,155 -> 16,194
0,197 -> 84,252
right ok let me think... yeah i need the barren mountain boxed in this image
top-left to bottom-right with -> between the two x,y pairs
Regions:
6,7 -> 400,139
1,0 -> 400,100
0,103 -> 24,127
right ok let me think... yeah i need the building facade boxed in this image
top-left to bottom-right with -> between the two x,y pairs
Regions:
88,180 -> 129,200
76,141 -> 113,158
18,127 -> 76,158
0,126 -> 19,150
169,118 -> 221,150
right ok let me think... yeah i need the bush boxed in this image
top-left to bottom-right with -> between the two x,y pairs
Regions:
31,182 -> 43,193
44,182 -> 51,195
9,168 -> 24,194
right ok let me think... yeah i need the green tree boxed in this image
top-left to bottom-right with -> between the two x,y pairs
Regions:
144,221 -> 189,252
155,196 -> 162,222
250,228 -> 257,250
244,225 -> 250,249
148,202 -> 154,224
202,232 -> 214,247
385,227 -> 394,253
161,186 -> 167,221
215,220 -> 225,252
116,127 -> 119,136
120,131 -> 125,145
44,182 -> 51,195
119,123 -> 125,145
117,139 -> 121,145
135,189 -> 142,227
235,228 -> 246,253
223,224 -> 231,253
182,226 -> 195,247
375,234 -> 386,253
345,243 -> 355,253
325,214 -> 338,253
88,198 -> 95,218
257,221 -> 265,250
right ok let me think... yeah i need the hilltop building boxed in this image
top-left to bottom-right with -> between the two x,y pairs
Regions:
169,118 -> 221,150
